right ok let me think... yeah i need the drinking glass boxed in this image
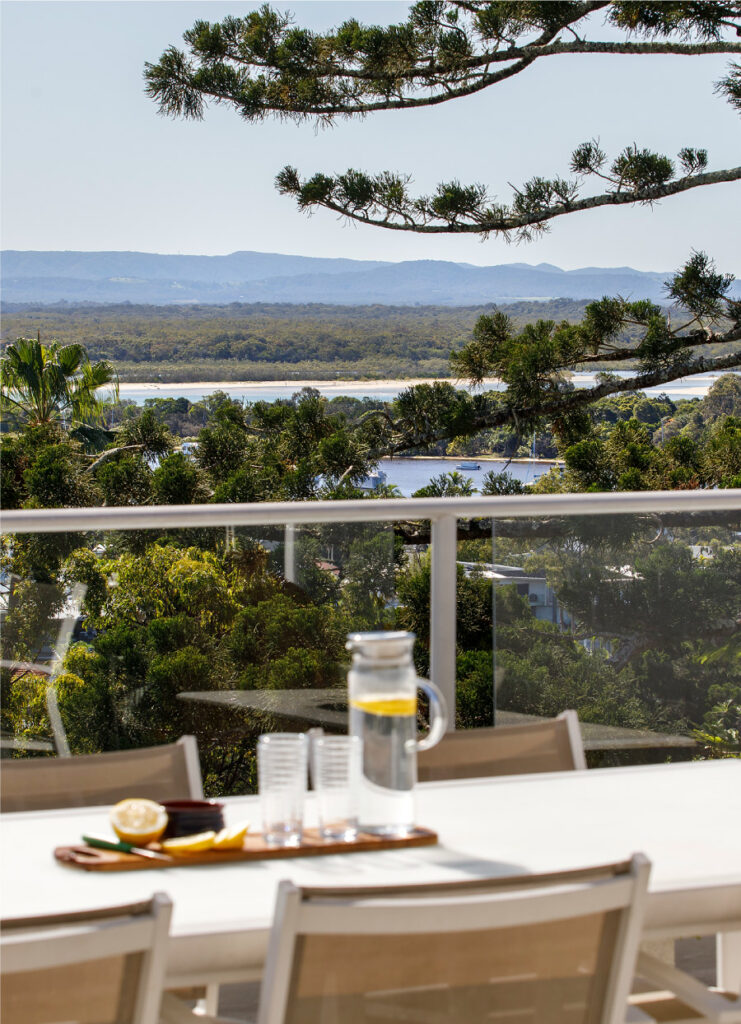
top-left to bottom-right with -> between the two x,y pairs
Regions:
311,734 -> 361,842
258,733 -> 308,847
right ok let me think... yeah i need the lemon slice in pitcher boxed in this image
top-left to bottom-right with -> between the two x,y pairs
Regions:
351,697 -> 417,716
110,798 -> 168,845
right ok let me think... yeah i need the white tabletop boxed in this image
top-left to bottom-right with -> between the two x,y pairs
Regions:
3,760 -> 741,987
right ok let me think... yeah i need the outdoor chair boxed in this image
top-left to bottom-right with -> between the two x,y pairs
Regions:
255,854 -> 651,1024
0,894 -> 172,1024
417,708 -> 586,782
0,734 -> 203,812
0,736 -> 223,1015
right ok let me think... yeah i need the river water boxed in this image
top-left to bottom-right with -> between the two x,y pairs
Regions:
118,371 -> 735,406
123,371 -> 734,495
377,457 -> 554,496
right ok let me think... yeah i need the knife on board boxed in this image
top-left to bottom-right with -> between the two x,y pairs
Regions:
82,834 -> 173,862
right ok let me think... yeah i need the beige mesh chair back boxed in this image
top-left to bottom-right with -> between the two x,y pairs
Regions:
1,735 -> 203,812
1,893 -> 172,1024
418,709 -> 586,782
257,854 -> 651,1024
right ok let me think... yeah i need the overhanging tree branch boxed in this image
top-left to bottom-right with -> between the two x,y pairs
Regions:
576,323 -> 741,363
169,38 -> 741,118
145,4 -> 741,244
277,163 -> 741,239
388,350 -> 741,453
83,444 -> 146,474
145,3 -> 741,121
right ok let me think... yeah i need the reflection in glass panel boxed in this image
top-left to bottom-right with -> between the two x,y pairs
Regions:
0,569 -> 87,757
0,520 -> 395,796
479,510 -> 741,766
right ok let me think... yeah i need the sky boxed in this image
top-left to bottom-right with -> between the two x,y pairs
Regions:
1,0 -> 740,272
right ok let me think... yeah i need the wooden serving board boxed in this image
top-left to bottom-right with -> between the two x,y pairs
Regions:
54,827 -> 438,871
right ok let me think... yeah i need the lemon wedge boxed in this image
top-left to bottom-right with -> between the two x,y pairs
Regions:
161,830 -> 216,855
213,823 -> 250,851
110,798 -> 168,845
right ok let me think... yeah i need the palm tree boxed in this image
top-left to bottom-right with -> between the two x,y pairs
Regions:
0,338 -> 118,429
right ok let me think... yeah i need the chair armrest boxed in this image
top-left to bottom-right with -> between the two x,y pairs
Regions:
636,953 -> 741,1023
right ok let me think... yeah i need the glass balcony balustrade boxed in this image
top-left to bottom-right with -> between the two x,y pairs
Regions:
2,490 -> 739,793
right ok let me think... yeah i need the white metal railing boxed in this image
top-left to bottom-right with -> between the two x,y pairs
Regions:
3,490 -> 740,728
3,489 -> 740,533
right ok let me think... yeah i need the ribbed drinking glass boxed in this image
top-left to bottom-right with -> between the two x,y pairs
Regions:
258,733 -> 308,847
311,734 -> 361,842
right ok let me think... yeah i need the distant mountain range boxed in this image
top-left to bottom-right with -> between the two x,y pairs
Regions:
4,249 -> 736,306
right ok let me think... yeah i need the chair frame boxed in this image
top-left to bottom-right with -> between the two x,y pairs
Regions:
178,734 -> 205,800
1,893 -> 172,1024
256,854 -> 651,1024
418,708 -> 586,783
563,708 -> 588,769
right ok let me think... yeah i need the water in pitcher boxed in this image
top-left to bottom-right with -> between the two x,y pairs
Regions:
347,631 -> 447,837
349,695 -> 417,835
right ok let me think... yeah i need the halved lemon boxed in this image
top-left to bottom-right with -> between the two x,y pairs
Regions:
213,823 -> 250,851
161,830 -> 216,855
110,798 -> 168,845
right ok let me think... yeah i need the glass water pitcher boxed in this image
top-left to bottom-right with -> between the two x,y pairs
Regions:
347,631 -> 448,836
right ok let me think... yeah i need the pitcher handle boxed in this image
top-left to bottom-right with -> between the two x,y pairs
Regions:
416,678 -> 449,752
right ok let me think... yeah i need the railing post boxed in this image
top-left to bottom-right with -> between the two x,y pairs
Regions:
284,524 -> 296,583
492,517 -> 497,728
430,514 -> 457,732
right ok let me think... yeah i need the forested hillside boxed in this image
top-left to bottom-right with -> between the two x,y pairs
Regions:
4,298 -> 724,382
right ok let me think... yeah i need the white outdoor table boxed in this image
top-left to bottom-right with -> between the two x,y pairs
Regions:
3,760 -> 740,991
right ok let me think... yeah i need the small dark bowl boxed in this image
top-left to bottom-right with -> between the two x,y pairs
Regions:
160,799 -> 225,839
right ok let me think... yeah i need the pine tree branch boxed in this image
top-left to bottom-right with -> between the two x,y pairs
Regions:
146,3 -> 603,119
153,36 -> 741,119
500,38 -> 741,62
389,350 -> 741,452
246,38 -> 741,109
290,165 -> 741,236
83,444 -> 146,474
577,323 -> 741,363
147,0 -> 741,120
576,348 -> 662,364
